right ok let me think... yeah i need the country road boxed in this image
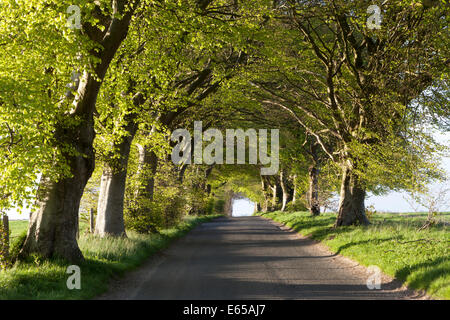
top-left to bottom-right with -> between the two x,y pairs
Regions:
98,216 -> 425,300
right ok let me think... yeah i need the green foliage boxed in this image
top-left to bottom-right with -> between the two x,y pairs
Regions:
0,0 -> 103,210
285,202 -> 308,213
1,220 -> 27,268
124,156 -> 188,232
124,201 -> 164,234
214,199 -> 226,215
205,197 -> 215,215
162,194 -> 186,227
8,231 -> 27,264
365,205 -> 378,222
124,186 -> 185,233
182,166 -> 212,216
0,0 -> 448,295
227,0 -> 449,197
210,165 -> 265,204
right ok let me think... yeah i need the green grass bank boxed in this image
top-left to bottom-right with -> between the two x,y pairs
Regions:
0,214 -> 221,299
258,211 -> 449,300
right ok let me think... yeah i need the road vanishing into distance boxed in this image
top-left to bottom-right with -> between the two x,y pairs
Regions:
99,216 -> 424,300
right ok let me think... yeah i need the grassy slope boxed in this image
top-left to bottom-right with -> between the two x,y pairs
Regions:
0,215 -> 221,299
258,211 -> 449,300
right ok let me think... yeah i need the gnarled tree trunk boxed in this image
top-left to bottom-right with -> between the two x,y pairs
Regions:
20,74 -> 100,263
260,176 -> 269,213
178,164 -> 189,183
307,141 -> 321,216
95,94 -> 142,237
20,2 -> 137,262
291,175 -> 297,204
95,163 -> 128,237
279,170 -> 288,212
271,184 -> 278,210
223,191 -> 234,217
95,121 -> 138,237
335,165 -> 370,227
308,164 -> 320,216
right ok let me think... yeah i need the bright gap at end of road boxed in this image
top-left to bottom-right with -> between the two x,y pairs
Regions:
232,198 -> 256,217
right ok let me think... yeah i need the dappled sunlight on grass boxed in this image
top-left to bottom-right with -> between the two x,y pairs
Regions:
259,211 -> 449,299
0,215 -> 221,299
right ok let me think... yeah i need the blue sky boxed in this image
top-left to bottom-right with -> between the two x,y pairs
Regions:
366,130 -> 449,212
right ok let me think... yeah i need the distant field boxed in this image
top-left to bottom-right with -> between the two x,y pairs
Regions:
9,220 -> 28,240
388,212 -> 450,221
8,220 -> 91,242
259,211 -> 450,299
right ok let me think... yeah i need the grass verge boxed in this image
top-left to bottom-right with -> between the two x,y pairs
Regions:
0,214 -> 221,299
258,211 -> 449,300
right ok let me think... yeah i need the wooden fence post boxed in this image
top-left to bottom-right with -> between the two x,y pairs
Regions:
1,215 -> 9,267
3,215 -> 9,250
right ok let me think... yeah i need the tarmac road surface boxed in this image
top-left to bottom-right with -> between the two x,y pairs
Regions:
98,216 -> 424,300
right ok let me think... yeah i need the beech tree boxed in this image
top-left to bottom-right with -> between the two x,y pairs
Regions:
201,74 -> 335,215
93,0 -> 272,236
0,0 -> 142,262
241,0 -> 448,226
0,0 -> 448,266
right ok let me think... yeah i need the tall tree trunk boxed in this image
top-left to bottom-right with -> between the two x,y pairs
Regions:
95,113 -> 139,237
271,184 -> 278,210
20,74 -> 100,263
224,191 -> 234,217
335,165 -> 370,227
95,162 -> 128,237
20,3 -> 137,262
308,164 -> 320,216
261,180 -> 269,213
199,165 -> 214,195
280,170 -> 288,212
262,194 -> 269,212
307,141 -> 321,216
292,175 -> 297,204
178,164 -> 189,183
